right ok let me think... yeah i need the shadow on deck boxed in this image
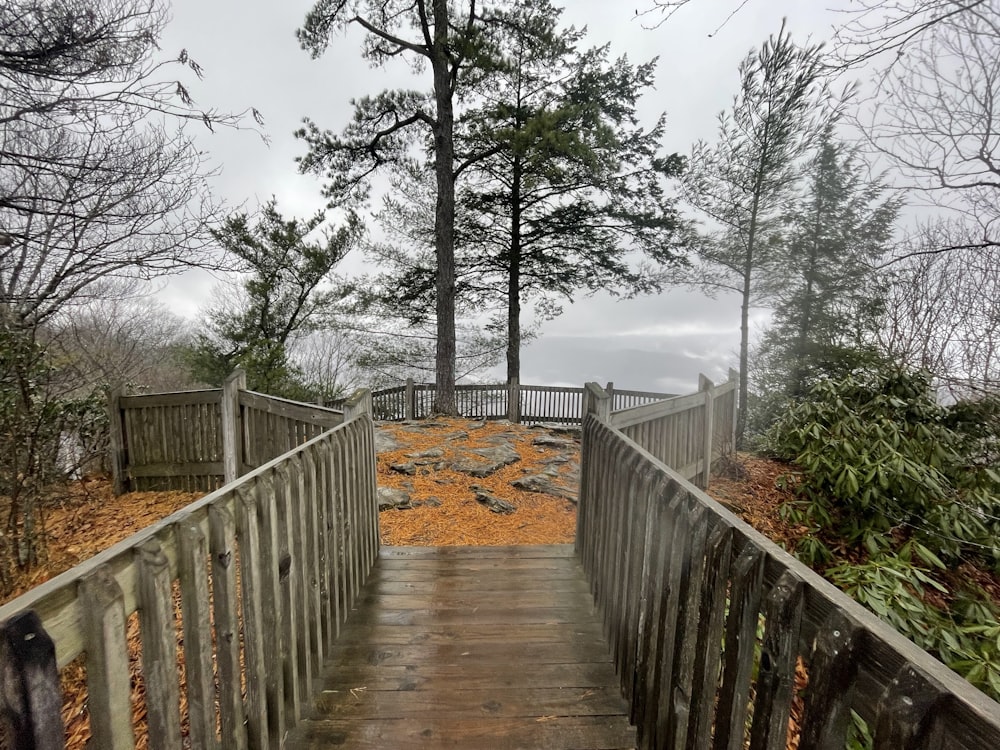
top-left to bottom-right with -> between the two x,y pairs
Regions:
287,545 -> 635,750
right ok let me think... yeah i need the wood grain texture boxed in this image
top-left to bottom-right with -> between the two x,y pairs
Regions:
286,546 -> 636,750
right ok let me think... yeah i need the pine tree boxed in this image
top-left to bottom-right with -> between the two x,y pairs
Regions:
752,131 -> 899,432
681,21 -> 828,446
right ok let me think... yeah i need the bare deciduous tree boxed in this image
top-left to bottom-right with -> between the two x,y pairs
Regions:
858,5 -> 1000,255
877,220 -> 1000,395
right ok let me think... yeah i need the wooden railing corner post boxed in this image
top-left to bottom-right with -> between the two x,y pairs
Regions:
222,369 -> 246,485
343,388 -> 373,422
108,388 -> 127,496
583,382 -> 612,423
698,374 -> 715,488
0,611 -> 63,750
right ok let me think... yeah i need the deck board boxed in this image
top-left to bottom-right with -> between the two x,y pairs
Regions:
289,545 -> 635,749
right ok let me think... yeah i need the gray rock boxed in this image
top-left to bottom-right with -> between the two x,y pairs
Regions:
390,462 -> 416,476
472,487 -> 516,514
531,434 -> 578,449
374,429 -> 401,454
538,455 -> 570,466
529,423 -> 582,435
471,442 -> 520,465
511,474 -> 577,502
423,496 -> 442,508
377,487 -> 412,511
409,448 -> 444,459
451,441 -> 520,477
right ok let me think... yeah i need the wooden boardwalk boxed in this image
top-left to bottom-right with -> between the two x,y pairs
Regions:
286,545 -> 636,749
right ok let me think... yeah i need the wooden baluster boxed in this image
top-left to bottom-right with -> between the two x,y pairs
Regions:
209,501 -> 248,750
136,538 -> 183,750
177,520 -> 220,750
79,566 -> 135,750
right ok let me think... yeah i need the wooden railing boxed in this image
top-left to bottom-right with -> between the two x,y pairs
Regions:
110,370 -> 348,493
340,379 -> 677,424
604,370 -> 738,488
0,399 -> 378,749
577,382 -> 1000,750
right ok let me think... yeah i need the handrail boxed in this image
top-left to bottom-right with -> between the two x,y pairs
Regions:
577,398 -> 1000,749
0,411 -> 379,749
337,379 -> 677,424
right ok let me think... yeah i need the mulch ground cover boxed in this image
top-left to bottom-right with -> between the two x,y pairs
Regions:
375,417 -> 579,546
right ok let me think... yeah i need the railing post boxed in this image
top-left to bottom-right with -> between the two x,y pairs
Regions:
507,379 -> 521,423
584,382 -> 612,422
0,611 -> 63,750
605,381 -> 615,411
222,369 -> 246,485
343,388 -> 373,421
108,388 -> 127,495
698,374 -> 715,489
729,367 -> 740,456
404,378 -> 414,420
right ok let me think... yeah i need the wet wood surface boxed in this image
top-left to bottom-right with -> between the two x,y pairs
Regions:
287,545 -> 636,749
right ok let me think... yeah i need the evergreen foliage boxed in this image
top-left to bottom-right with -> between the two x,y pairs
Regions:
355,0 -> 687,383
764,367 -> 1000,700
680,21 -> 830,446
184,200 -> 359,397
750,132 -> 900,436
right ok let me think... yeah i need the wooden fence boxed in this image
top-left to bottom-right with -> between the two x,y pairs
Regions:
606,370 -> 738,488
110,370 -> 349,493
577,382 -> 1000,750
0,395 -> 378,750
343,379 -> 677,424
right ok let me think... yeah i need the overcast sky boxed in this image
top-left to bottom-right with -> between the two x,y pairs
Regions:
156,0 -> 855,393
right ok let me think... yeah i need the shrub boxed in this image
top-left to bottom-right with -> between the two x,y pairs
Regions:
765,368 -> 1000,569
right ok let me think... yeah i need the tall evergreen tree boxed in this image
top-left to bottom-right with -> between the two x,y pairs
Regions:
359,0 -> 687,383
752,132 -> 900,431
297,0 -> 499,414
680,21 -> 828,446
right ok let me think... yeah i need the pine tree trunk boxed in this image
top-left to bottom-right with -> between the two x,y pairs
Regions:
506,154 -> 523,384
431,0 -> 456,415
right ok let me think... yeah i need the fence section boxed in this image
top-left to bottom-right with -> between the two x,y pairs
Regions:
355,379 -> 676,425
239,390 -> 343,471
111,371 -> 347,493
0,409 -> 379,750
111,389 -> 224,493
577,395 -> 1000,750
606,370 -> 738,487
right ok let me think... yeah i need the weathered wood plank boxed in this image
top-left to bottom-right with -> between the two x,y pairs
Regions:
174,523 -> 217,750
797,611 -> 860,750
255,474 -> 287,746
136,539 -> 183,750
748,570 -> 805,750
239,390 -> 343,428
120,389 -> 221,408
713,544 -> 766,750
287,546 -> 632,750
208,502 -> 247,750
291,716 -> 636,750
236,485 -> 270,750
79,566 -> 135,750
686,523 -> 734,750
